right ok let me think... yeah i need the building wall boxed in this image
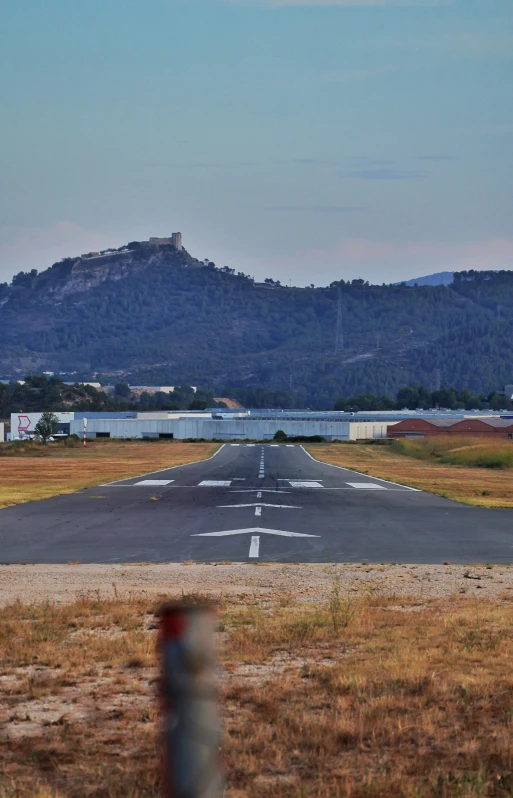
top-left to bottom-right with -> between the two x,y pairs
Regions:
11,412 -> 75,440
388,419 -> 513,438
70,418 -> 389,441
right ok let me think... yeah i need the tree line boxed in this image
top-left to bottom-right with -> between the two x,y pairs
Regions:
334,386 -> 513,412
0,375 -> 220,417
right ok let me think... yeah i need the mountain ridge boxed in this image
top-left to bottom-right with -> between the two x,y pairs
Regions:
1,240 -> 512,408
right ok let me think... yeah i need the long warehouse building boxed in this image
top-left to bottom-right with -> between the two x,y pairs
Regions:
10,411 -> 390,441
10,408 -> 510,442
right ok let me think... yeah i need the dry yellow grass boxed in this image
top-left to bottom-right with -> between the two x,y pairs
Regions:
1,590 -> 513,796
307,440 -> 513,508
0,440 -> 219,509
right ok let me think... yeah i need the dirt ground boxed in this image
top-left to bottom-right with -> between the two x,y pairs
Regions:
1,562 -> 513,606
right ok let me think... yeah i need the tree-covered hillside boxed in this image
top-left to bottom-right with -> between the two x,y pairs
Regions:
1,240 -> 512,408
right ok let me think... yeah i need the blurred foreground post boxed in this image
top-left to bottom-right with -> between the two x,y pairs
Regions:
159,603 -> 222,798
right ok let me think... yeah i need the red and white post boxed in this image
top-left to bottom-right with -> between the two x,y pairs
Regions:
159,603 -> 222,798
83,417 -> 88,448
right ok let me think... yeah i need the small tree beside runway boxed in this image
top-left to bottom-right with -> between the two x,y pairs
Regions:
34,412 -> 59,445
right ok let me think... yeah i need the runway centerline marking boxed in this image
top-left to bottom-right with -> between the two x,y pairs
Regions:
255,507 -> 262,517
288,481 -> 324,488
199,480 -> 233,487
249,536 -> 260,557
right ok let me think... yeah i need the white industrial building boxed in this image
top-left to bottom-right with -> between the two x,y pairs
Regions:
11,407 -> 509,443
70,417 -> 390,441
10,410 -> 390,441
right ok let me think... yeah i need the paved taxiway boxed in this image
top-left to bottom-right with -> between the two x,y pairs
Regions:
1,444 -> 512,563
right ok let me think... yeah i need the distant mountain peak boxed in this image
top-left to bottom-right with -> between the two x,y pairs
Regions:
398,272 -> 454,287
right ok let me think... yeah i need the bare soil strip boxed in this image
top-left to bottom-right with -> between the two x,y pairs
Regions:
1,562 -> 513,606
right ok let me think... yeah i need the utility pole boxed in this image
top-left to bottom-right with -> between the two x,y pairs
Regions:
335,288 -> 344,354
435,369 -> 441,392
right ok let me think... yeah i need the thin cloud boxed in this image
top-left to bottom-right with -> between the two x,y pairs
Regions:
266,205 -> 367,212
231,1 -> 454,6
341,165 -> 426,180
416,155 -> 458,161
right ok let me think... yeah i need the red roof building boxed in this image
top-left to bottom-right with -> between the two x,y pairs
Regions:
388,418 -> 513,439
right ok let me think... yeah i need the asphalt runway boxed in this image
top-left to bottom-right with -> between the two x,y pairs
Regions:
1,444 -> 513,564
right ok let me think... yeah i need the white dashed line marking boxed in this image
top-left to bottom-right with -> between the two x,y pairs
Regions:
198,480 -> 233,487
249,536 -> 260,557
288,481 -> 324,488
134,480 -> 174,486
255,506 -> 262,517
346,482 -> 387,490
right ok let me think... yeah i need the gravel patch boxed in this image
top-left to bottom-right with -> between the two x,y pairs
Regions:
1,562 -> 513,605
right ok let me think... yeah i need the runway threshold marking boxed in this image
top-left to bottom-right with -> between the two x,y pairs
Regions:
288,481 -> 324,488
300,445 -> 421,491
135,479 -> 174,486
346,482 -> 386,490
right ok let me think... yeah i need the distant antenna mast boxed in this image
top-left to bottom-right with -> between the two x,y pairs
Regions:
435,368 -> 441,391
376,332 -> 380,350
497,304 -> 503,321
335,288 -> 344,354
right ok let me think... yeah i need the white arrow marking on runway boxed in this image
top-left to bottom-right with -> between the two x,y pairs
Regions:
216,503 -> 300,509
193,527 -> 319,538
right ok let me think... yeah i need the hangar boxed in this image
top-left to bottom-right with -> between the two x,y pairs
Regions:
10,410 -> 391,441
10,409 -> 512,443
388,418 -> 513,439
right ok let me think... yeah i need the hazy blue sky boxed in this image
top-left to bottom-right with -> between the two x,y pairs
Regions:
1,0 -> 512,285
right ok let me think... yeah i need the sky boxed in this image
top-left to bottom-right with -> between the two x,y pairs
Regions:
0,0 -> 512,286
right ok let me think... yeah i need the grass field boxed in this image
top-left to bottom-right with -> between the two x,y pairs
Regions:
307,438 -> 513,508
0,440 -> 219,509
1,589 -> 513,797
